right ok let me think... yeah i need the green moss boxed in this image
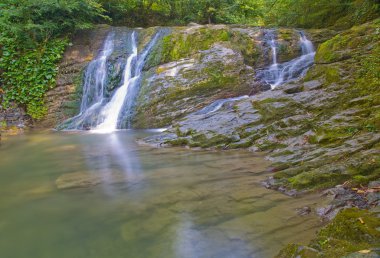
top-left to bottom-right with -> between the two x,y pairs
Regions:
311,208 -> 380,257
60,69 -> 83,117
277,28 -> 295,41
194,134 -> 236,149
271,150 -> 294,157
316,21 -> 379,65
276,244 -> 319,258
308,128 -> 353,146
167,138 -> 189,146
348,157 -> 380,185
227,139 -> 253,149
162,67 -> 237,104
0,120 -> 7,129
61,100 -> 81,116
325,66 -> 340,83
252,98 -> 302,123
275,244 -> 301,258
276,29 -> 301,62
288,169 -> 350,190
315,40 -> 340,64
256,140 -> 287,151
277,208 -> 380,258
229,30 -> 260,66
160,28 -> 230,63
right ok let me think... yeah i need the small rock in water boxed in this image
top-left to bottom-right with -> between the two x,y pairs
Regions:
280,83 -> 304,94
316,205 -> 342,220
297,206 -> 312,216
303,80 -> 323,91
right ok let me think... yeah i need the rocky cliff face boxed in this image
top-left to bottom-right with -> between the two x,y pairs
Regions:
0,103 -> 31,140
132,25 -> 308,128
37,25 -> 111,128
41,24 -> 306,129
36,20 -> 379,194
143,20 -> 380,192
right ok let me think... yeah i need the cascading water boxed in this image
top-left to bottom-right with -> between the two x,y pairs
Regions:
195,30 -> 316,116
95,32 -> 138,132
116,31 -> 165,129
257,31 -> 316,89
61,29 -> 165,132
61,33 -> 115,130
95,31 -> 163,132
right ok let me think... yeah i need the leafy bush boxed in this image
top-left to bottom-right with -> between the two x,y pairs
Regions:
0,38 -> 67,119
0,0 -> 107,119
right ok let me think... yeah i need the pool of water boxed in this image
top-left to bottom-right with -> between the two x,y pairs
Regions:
0,131 -> 325,258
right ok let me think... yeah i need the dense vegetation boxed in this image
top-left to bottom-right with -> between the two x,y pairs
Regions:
0,0 -> 107,118
0,0 -> 379,118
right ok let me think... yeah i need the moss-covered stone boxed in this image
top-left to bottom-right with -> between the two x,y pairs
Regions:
277,208 -> 380,258
160,27 -> 230,64
143,19 -> 380,193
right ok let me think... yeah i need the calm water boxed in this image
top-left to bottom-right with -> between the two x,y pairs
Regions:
0,131 -> 325,258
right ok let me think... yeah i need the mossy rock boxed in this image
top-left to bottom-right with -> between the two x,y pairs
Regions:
277,208 -> 380,258
160,27 -> 230,64
311,208 -> 380,257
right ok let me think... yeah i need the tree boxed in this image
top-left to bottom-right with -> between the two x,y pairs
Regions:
0,0 -> 108,46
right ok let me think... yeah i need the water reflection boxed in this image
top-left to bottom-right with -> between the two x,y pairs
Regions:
0,132 -> 327,258
78,132 -> 143,195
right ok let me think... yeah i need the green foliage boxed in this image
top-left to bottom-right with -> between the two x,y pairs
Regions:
99,0 -> 263,26
311,208 -> 380,257
0,0 -> 378,121
0,39 -> 67,119
264,0 -> 379,29
0,0 -> 107,119
0,0 -> 108,46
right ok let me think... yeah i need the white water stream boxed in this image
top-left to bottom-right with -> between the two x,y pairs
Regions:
259,31 -> 316,89
198,31 -> 316,115
95,32 -> 138,132
62,29 -> 164,132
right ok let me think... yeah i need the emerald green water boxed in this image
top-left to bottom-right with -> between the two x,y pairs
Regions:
0,131 -> 325,258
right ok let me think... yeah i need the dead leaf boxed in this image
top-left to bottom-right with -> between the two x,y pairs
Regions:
358,250 -> 371,254
357,190 -> 365,194
358,217 -> 365,224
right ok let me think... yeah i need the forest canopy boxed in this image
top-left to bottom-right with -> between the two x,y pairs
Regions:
1,0 -> 379,44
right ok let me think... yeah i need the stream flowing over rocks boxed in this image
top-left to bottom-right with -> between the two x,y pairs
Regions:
33,21 -> 380,219
140,22 -> 380,210
26,22 -> 375,208
1,18 -> 379,258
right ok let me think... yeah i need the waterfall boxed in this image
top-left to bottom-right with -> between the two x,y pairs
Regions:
194,31 -> 316,116
60,33 -> 115,130
95,32 -> 138,132
60,29 -> 165,132
95,31 -> 163,132
257,31 -> 316,89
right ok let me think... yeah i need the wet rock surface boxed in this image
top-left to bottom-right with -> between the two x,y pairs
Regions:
316,183 -> 380,221
38,25 -> 112,128
276,208 -> 380,258
141,20 -> 380,194
132,25 -> 303,128
0,103 -> 32,141
35,24 -> 305,130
